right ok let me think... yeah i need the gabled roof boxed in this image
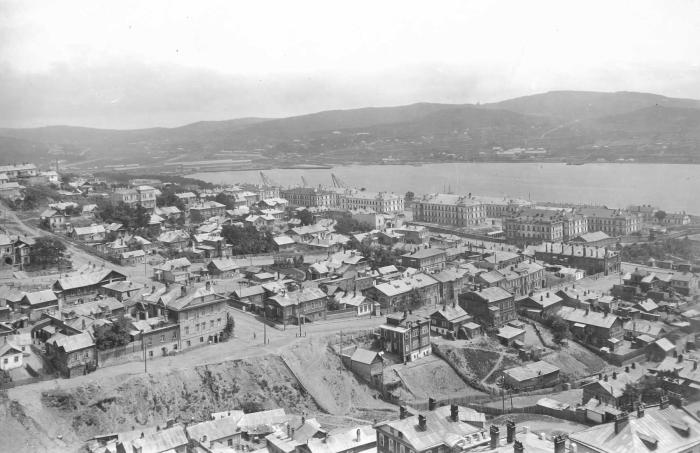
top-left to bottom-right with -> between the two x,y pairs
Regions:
186,415 -> 243,443
654,337 -> 676,352
155,257 -> 192,271
558,306 -> 619,329
570,405 -> 700,453
471,286 -> 512,302
267,287 -> 327,307
237,409 -> 288,432
233,285 -> 266,298
73,225 -> 105,236
431,305 -> 470,323
350,348 -> 382,365
49,331 -> 94,352
56,269 -> 126,291
131,425 -> 188,452
22,289 -> 58,306
503,360 -> 560,382
374,405 -> 485,451
0,342 -> 22,357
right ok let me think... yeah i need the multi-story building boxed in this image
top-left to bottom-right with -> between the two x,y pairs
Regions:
472,195 -> 532,218
190,201 -> 226,223
280,187 -> 337,208
175,192 -> 198,209
379,312 -> 431,362
111,188 -> 139,206
628,204 -> 657,223
366,273 -> 440,312
264,287 -> 328,325
401,248 -> 447,271
504,208 -> 574,244
459,287 -> 516,328
45,331 -> 96,377
135,185 -> 157,209
570,402 -> 700,453
374,404 -> 489,453
530,242 -> 621,276
336,189 -> 404,213
662,212 -> 691,226
578,207 -> 642,236
412,193 -> 486,226
146,282 -> 229,349
477,261 -> 545,297
110,185 -> 157,209
0,163 -> 37,179
557,306 -> 624,347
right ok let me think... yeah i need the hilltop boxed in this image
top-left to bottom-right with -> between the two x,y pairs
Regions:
3,90 -> 700,168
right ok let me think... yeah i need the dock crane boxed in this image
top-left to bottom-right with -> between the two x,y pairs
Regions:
259,171 -> 280,187
331,173 -> 347,189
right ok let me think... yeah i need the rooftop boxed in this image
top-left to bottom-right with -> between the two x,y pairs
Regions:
503,360 -> 560,382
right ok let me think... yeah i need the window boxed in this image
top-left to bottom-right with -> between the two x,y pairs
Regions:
160,334 -> 165,342
185,326 -> 190,335
200,336 -> 204,343
378,434 -> 384,446
388,439 -> 393,451
14,356 -> 19,362
149,351 -> 153,357
228,439 -> 233,446
186,340 -> 191,347
3,358 -> 6,364
400,445 -> 405,453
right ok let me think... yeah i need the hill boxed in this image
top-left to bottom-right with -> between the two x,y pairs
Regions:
483,90 -> 700,121
3,90 -> 700,167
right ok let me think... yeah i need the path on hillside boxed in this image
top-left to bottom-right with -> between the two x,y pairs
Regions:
480,351 -> 505,385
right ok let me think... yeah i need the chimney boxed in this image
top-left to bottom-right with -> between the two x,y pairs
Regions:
637,403 -> 645,418
694,361 -> 698,371
678,354 -> 684,363
506,420 -> 516,443
631,362 -> 636,369
598,373 -> 603,380
202,435 -> 208,444
612,371 -> 617,380
428,397 -> 437,411
660,394 -> 670,409
513,440 -> 524,453
625,366 -> 629,373
490,426 -> 500,449
399,406 -> 408,419
180,286 -> 187,297
614,412 -> 629,435
554,434 -> 566,453
356,428 -> 361,442
450,404 -> 459,422
418,415 -> 427,431
604,375 -> 608,382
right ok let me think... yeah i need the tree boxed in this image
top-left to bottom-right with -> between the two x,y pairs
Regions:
30,236 -> 67,267
654,210 -> 667,223
94,316 -> 132,350
298,209 -> 314,226
550,315 -> 571,344
221,224 -> 274,255
334,214 -> 371,235
222,313 -> 235,339
405,191 -> 415,203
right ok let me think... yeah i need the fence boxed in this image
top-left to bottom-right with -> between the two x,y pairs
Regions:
97,339 -> 144,365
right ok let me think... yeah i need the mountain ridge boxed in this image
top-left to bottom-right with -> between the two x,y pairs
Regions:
2,90 -> 700,166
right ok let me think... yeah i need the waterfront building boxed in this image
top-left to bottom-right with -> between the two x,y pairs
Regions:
413,193 -> 486,226
577,207 -> 642,236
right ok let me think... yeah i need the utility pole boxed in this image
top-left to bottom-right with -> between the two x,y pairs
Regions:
142,333 -> 148,373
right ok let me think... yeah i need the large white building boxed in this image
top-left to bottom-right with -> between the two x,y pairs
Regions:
413,193 -> 486,226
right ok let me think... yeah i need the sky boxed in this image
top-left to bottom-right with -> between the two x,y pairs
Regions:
1,0 -> 700,129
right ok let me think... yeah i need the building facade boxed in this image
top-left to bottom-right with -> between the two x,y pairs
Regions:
413,193 -> 486,226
